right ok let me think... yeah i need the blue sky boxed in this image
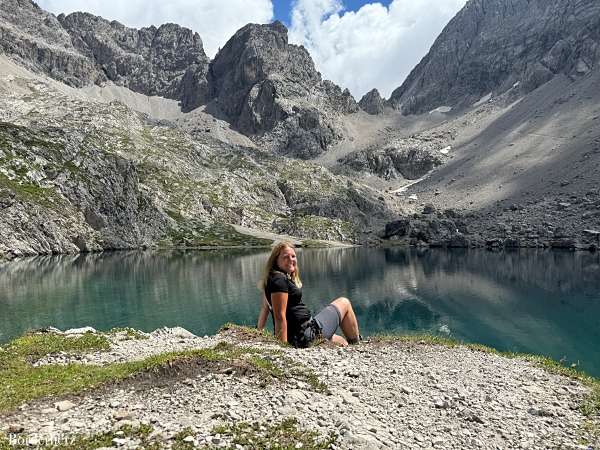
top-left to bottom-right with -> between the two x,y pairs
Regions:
38,0 -> 466,98
273,0 -> 393,25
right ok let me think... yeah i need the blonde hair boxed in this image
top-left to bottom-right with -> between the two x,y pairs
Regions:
258,241 -> 303,291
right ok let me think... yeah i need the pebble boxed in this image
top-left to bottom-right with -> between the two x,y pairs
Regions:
0,327 -> 596,450
54,400 -> 76,412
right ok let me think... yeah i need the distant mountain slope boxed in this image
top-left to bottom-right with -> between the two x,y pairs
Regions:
389,0 -> 600,114
0,0 -> 209,110
0,55 -> 397,257
0,1 -> 357,157
0,0 -> 99,86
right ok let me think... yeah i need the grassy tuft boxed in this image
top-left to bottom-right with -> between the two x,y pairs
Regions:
1,332 -> 110,363
107,327 -> 149,340
218,324 -> 329,393
299,239 -> 336,248
219,323 -> 285,346
0,423 -> 156,449
172,427 -> 196,450
212,417 -> 337,450
0,433 -> 9,450
162,222 -> 273,248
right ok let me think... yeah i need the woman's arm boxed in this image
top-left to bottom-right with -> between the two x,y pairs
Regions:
270,292 -> 288,343
256,292 -> 270,330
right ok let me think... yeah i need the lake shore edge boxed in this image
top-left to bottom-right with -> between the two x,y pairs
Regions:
1,325 -> 599,449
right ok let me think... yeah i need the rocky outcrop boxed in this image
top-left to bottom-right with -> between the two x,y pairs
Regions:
0,122 -> 168,257
359,88 -> 385,115
382,187 -> 600,251
340,146 -> 444,180
382,212 -> 471,248
389,0 -> 600,115
57,13 -> 210,111
207,21 -> 357,158
337,129 -> 453,181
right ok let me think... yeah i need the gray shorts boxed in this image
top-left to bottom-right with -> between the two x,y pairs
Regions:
313,304 -> 342,339
292,304 -> 342,348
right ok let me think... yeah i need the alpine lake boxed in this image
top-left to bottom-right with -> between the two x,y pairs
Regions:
1,247 -> 599,376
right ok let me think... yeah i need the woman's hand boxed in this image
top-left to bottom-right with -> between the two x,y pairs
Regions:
271,292 -> 288,343
256,293 -> 270,330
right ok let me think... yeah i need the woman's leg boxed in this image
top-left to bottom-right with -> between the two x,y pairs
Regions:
331,297 -> 360,342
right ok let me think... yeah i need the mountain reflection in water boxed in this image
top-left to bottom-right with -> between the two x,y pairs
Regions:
0,248 -> 599,375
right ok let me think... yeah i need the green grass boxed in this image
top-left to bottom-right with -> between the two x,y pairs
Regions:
218,325 -> 329,393
18,418 -> 337,450
172,427 -> 197,450
162,222 -> 273,248
0,331 -> 325,413
1,332 -> 110,363
371,333 -> 600,417
0,433 -> 10,450
219,323 -> 284,346
0,172 -> 62,208
300,239 -> 336,248
212,418 -> 337,450
107,327 -> 149,340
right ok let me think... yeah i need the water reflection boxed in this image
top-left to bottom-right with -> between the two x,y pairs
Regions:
0,248 -> 599,375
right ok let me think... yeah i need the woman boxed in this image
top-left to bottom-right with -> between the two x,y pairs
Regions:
256,241 -> 361,347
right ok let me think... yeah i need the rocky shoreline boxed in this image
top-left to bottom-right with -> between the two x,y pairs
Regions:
1,326 -> 598,449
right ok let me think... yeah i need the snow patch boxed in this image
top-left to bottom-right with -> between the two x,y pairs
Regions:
429,106 -> 452,114
473,93 -> 492,108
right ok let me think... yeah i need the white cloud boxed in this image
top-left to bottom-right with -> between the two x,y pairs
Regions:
36,0 -> 274,57
289,0 -> 467,99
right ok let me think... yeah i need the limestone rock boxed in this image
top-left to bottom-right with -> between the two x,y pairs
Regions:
0,0 -> 100,86
64,326 -> 97,335
54,400 -> 76,412
340,145 -> 443,180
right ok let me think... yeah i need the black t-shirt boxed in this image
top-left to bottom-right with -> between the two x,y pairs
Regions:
265,271 -> 312,339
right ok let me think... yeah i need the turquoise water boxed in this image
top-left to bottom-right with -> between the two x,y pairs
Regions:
1,248 -> 599,375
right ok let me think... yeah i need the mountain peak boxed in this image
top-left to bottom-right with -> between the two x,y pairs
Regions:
389,0 -> 600,115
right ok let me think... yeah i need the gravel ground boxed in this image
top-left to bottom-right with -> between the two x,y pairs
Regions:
1,327 -> 598,450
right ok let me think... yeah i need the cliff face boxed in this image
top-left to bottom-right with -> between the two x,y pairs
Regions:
1,2 -> 356,156
389,0 -> 600,114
